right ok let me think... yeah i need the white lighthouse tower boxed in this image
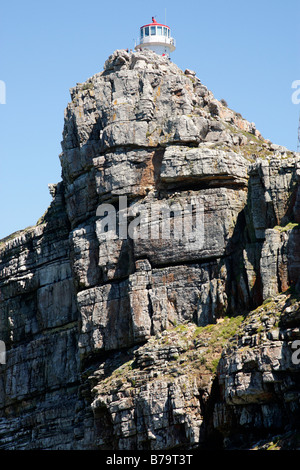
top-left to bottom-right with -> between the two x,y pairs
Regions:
135,17 -> 176,57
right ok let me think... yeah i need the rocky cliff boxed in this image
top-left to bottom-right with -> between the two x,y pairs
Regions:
0,49 -> 299,450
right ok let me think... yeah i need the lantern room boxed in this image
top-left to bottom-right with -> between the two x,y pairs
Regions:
135,17 -> 176,56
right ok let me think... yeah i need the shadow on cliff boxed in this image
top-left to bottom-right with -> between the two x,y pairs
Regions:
224,207 -> 263,316
287,225 -> 300,293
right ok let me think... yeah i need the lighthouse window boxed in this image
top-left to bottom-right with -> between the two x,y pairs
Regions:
151,26 -> 156,35
157,26 -> 162,35
140,29 -> 144,39
163,27 -> 168,36
168,29 -> 170,37
144,27 -> 149,36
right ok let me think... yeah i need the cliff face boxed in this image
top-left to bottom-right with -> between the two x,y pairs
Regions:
0,49 -> 300,449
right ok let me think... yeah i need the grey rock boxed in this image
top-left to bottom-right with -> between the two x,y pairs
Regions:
0,49 -> 299,450
214,292 -> 300,448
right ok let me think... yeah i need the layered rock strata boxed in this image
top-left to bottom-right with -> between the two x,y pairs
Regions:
214,291 -> 300,449
0,49 -> 299,449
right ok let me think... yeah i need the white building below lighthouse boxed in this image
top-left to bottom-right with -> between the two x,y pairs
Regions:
135,17 -> 176,57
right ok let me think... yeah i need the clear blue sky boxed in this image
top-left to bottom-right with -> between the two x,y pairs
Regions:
0,0 -> 299,240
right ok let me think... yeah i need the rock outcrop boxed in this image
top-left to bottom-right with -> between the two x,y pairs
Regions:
0,49 -> 299,450
214,291 -> 300,449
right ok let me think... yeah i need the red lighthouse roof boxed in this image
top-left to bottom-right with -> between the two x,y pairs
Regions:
141,17 -> 170,29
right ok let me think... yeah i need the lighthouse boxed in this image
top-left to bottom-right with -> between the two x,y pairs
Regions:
135,17 -> 176,57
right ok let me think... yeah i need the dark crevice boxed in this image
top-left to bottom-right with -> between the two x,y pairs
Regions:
143,254 -> 227,270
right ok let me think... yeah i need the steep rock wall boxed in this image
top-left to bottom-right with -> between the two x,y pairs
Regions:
0,49 -> 299,449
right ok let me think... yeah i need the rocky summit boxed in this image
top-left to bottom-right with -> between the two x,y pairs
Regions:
0,49 -> 300,450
